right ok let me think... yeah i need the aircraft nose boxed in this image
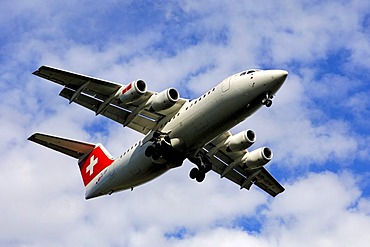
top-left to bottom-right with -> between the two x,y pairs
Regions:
271,70 -> 288,82
260,69 -> 288,93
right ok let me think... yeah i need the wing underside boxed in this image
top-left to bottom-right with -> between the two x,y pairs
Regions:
201,132 -> 285,197
33,66 -> 187,135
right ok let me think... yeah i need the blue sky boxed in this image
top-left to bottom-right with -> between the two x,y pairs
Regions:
1,1 -> 370,246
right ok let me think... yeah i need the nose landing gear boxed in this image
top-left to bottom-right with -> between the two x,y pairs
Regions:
261,92 -> 273,107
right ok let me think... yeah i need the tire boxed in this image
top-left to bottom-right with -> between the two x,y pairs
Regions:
145,146 -> 155,157
196,171 -> 206,183
189,168 -> 199,179
152,152 -> 161,160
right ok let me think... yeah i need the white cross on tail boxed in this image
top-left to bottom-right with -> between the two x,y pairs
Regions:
86,155 -> 98,176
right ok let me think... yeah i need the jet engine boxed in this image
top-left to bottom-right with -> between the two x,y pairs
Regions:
119,80 -> 147,103
241,147 -> 273,170
225,130 -> 256,152
150,88 -> 179,112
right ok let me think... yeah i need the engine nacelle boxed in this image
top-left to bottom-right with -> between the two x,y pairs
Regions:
150,88 -> 179,112
119,80 -> 147,103
241,147 -> 273,170
225,130 -> 256,152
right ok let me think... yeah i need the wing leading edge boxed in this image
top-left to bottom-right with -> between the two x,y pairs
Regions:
33,66 -> 188,135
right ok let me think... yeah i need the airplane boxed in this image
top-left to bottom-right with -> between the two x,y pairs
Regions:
28,66 -> 288,199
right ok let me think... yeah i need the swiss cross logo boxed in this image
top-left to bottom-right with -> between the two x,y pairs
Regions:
86,155 -> 98,176
79,145 -> 114,186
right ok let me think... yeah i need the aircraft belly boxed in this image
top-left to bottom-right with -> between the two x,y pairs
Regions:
112,159 -> 168,192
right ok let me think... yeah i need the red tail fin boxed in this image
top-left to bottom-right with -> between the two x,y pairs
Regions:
78,144 -> 114,186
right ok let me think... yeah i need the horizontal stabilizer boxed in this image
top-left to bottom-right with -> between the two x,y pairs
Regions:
28,133 -> 95,159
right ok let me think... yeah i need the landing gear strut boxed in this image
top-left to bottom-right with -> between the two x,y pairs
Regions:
261,92 -> 273,107
188,154 -> 212,183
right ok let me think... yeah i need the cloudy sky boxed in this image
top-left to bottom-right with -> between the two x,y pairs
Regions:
1,0 -> 370,246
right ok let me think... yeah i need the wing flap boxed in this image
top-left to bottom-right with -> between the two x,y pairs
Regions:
209,154 -> 247,187
59,87 -> 156,134
28,133 -> 95,159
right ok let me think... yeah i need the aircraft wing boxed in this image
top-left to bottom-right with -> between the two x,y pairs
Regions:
201,132 -> 285,197
33,66 -> 188,135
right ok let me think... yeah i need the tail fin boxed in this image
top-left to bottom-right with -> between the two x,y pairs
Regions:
77,143 -> 114,186
28,133 -> 114,186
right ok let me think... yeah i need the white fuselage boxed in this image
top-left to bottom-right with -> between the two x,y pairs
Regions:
85,69 -> 287,199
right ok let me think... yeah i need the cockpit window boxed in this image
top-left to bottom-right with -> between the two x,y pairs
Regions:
246,70 -> 256,74
240,71 -> 246,76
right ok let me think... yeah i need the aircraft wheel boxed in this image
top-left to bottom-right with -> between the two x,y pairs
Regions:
266,99 -> 272,107
145,145 -> 155,157
189,167 -> 199,179
152,152 -> 161,161
196,171 -> 206,183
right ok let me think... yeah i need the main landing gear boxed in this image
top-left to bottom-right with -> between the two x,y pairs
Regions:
261,92 -> 273,107
144,132 -> 185,166
145,135 -> 171,161
188,154 -> 212,183
189,167 -> 206,182
145,145 -> 160,160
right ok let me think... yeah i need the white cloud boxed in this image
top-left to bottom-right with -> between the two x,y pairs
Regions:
144,172 -> 369,247
262,172 -> 370,247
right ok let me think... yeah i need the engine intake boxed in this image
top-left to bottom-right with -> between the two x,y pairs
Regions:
150,88 -> 179,112
119,80 -> 147,103
226,130 -> 256,152
241,147 -> 273,170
